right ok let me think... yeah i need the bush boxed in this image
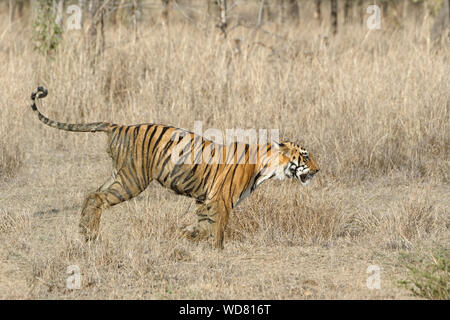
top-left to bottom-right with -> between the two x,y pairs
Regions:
33,0 -> 62,55
399,248 -> 449,300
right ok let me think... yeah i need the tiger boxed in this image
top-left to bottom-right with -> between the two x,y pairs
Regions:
30,86 -> 319,249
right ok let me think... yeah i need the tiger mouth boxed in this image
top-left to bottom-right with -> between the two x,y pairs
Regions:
299,174 -> 309,183
299,172 -> 317,185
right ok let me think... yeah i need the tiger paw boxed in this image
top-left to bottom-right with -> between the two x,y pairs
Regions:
179,224 -> 200,241
79,224 -> 99,242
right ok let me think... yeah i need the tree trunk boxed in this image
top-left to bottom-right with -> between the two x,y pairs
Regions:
218,0 -> 227,38
9,0 -> 25,20
278,0 -> 285,25
382,0 -> 388,17
132,0 -> 142,43
9,0 -> 13,25
314,0 -> 321,22
431,0 -> 450,44
85,0 -> 104,63
8,0 -> 26,24
287,0 -> 299,25
113,0 -> 125,26
207,0 -> 220,22
344,0 -> 353,24
161,0 -> 172,27
257,0 -> 265,27
358,0 -> 364,25
402,0 -> 409,21
55,0 -> 65,29
331,0 -> 337,35
263,1 -> 272,22
30,0 -> 38,26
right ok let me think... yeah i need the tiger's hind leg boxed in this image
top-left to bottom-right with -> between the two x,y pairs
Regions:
79,170 -> 118,240
79,168 -> 149,241
97,169 -> 118,192
79,192 -> 105,241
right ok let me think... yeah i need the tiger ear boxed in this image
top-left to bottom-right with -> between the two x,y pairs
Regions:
277,141 -> 294,156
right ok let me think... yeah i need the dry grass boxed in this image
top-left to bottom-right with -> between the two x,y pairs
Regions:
0,2 -> 448,299
0,143 -> 23,180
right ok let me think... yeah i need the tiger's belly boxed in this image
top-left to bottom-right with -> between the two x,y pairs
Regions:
233,185 -> 252,208
154,164 -> 209,202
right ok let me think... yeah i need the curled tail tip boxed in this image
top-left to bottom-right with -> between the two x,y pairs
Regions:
31,86 -> 48,100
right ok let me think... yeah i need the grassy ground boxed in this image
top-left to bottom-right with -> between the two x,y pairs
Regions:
0,2 -> 448,299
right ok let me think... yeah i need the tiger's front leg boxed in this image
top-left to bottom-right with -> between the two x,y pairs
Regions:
213,199 -> 231,250
181,203 -> 216,242
181,199 -> 231,249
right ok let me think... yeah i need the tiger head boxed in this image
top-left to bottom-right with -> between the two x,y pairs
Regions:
277,142 -> 320,186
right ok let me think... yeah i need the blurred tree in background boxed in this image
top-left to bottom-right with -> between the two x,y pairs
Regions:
16,0 -> 448,56
32,0 -> 63,55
